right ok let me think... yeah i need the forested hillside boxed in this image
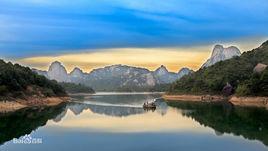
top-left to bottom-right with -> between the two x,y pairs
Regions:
168,41 -> 268,96
59,82 -> 95,93
0,60 -> 67,99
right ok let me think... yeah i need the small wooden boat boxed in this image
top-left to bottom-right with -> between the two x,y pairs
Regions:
143,102 -> 156,109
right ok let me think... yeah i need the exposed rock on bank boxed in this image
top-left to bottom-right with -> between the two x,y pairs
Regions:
229,96 -> 268,108
163,94 -> 268,108
0,97 -> 69,113
253,63 -> 267,73
162,94 -> 226,102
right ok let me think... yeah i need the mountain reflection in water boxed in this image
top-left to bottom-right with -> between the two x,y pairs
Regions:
68,102 -> 145,117
67,93 -> 167,117
0,94 -> 267,151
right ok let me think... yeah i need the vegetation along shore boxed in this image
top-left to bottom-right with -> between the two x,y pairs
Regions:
165,40 -> 268,108
0,60 -> 70,113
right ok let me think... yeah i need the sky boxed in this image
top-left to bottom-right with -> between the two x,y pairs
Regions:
0,0 -> 268,72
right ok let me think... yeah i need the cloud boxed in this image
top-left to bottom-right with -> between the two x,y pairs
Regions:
0,0 -> 268,58
11,33 -> 267,72
17,47 -> 211,72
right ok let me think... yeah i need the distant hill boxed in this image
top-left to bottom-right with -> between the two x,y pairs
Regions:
0,60 -> 67,99
169,40 -> 268,96
59,82 -> 95,94
34,63 -> 193,92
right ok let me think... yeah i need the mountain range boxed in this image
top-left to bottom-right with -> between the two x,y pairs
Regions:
33,44 -> 241,91
34,62 -> 193,91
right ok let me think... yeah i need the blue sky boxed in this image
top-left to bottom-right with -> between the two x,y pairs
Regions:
0,0 -> 268,59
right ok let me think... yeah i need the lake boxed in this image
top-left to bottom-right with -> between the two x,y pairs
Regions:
0,93 -> 267,151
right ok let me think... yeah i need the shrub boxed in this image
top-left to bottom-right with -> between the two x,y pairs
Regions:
236,84 -> 251,96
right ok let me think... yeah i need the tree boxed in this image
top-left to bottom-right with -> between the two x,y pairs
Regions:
0,59 -> 67,100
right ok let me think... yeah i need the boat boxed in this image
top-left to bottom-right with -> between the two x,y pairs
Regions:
143,102 -> 156,109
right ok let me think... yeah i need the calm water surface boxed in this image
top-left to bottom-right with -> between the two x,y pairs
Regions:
0,93 -> 267,151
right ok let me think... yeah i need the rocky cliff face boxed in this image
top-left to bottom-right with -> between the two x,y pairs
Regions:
153,65 -> 180,84
86,64 -> 156,90
178,68 -> 194,78
154,65 -> 169,76
47,61 -> 70,82
70,67 -> 84,78
253,63 -> 267,73
202,45 -> 241,68
34,62 -> 193,91
69,67 -> 86,83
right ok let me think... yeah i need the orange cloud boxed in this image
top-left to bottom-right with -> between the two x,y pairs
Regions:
18,47 -> 210,72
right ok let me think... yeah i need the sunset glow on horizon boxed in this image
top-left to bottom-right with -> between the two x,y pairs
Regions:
17,47 -> 210,72
15,38 -> 266,72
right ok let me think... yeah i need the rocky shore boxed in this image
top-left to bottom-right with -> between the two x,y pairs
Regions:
0,97 -> 69,113
229,96 -> 268,108
163,94 -> 268,108
163,94 -> 226,102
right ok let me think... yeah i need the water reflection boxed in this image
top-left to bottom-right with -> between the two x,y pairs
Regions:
49,100 -> 201,133
66,97 -> 167,117
67,102 -> 145,117
67,93 -> 166,117
71,93 -> 159,106
168,101 -> 268,146
0,96 -> 170,145
0,103 -> 66,145
0,94 -> 267,151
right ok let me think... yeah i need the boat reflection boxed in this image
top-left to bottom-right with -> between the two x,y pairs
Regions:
66,98 -> 168,117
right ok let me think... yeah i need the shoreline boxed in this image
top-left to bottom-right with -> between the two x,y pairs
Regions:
229,96 -> 268,108
69,92 -> 165,96
163,94 -> 268,108
162,94 -> 226,102
0,97 -> 69,113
